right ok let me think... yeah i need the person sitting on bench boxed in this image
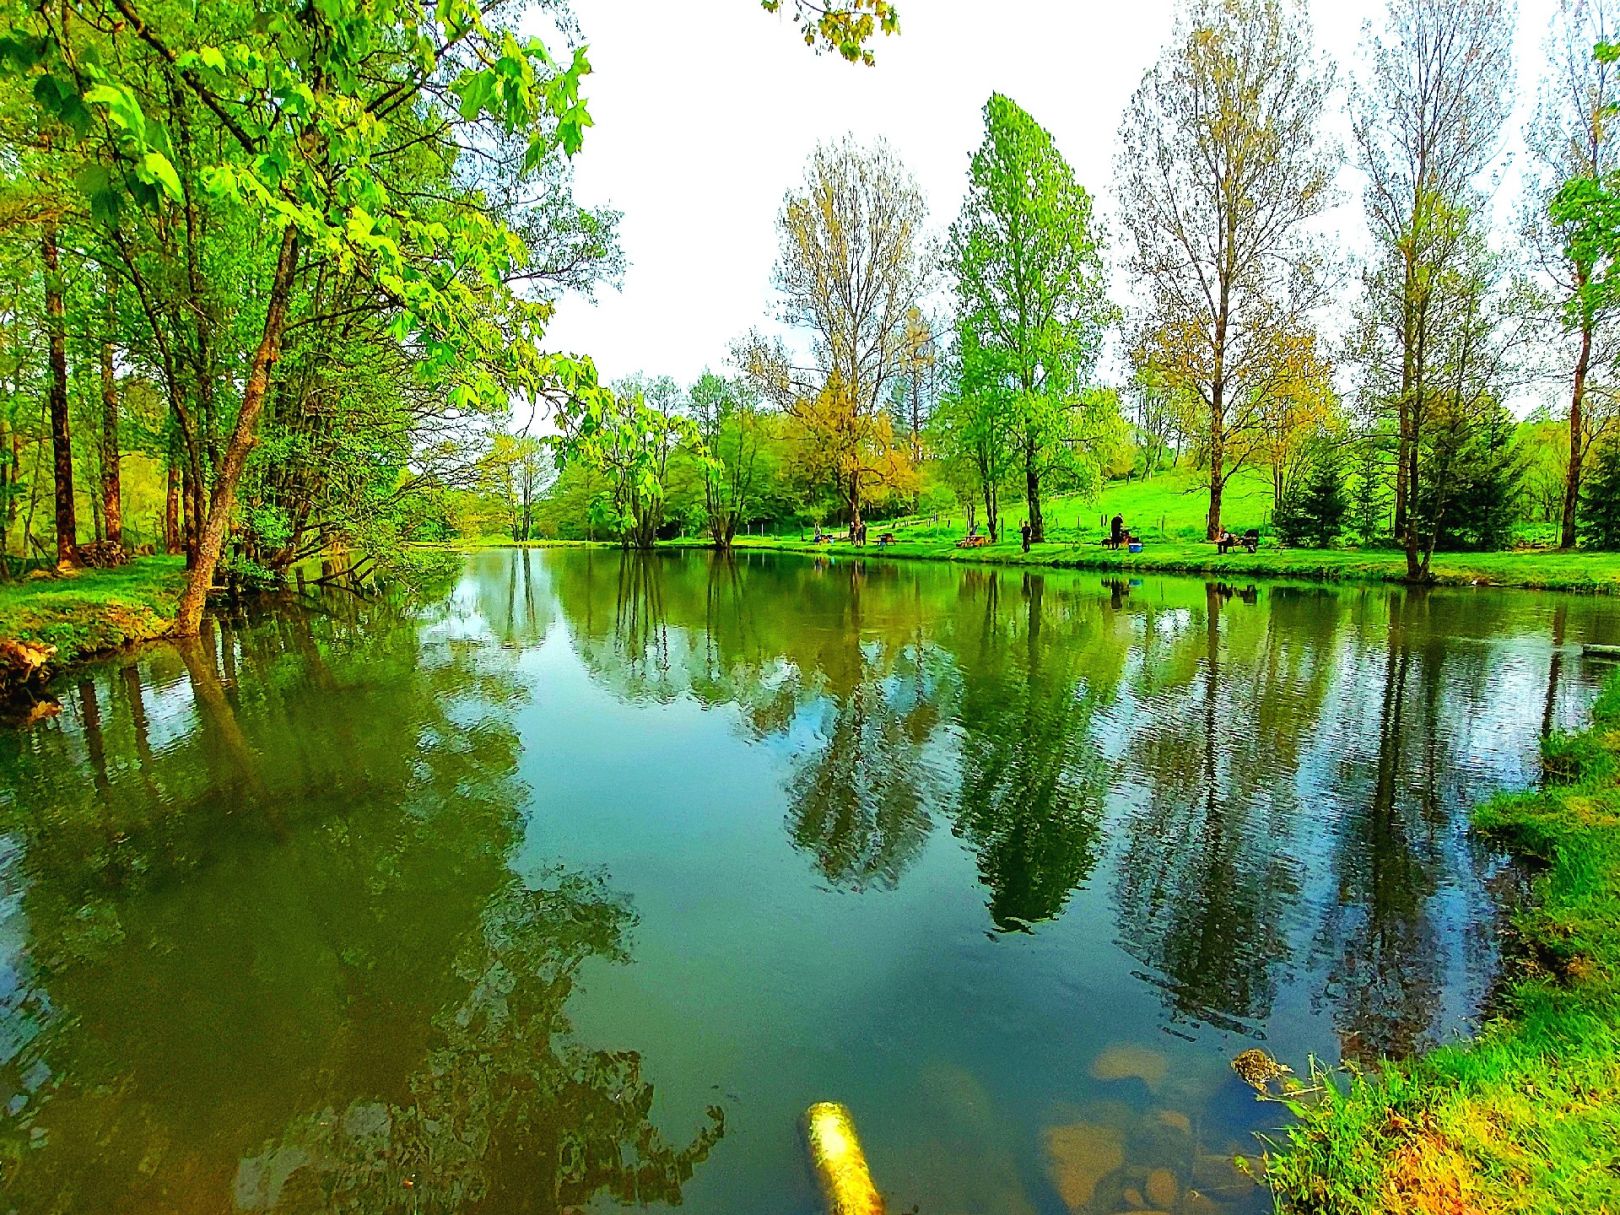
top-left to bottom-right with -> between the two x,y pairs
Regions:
1217,528 -> 1260,554
1107,514 -> 1125,550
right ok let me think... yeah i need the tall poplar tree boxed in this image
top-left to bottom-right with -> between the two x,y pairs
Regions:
949,93 -> 1113,543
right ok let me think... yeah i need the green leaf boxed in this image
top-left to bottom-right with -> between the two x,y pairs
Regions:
142,151 -> 183,201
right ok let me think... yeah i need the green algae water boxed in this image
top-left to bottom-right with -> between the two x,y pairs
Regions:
3,548 -> 1617,1215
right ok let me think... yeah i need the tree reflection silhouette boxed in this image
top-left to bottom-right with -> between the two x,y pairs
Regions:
950,572 -> 1115,930
1315,589 -> 1451,1062
1112,583 -> 1329,1031
784,562 -> 941,890
0,588 -> 721,1214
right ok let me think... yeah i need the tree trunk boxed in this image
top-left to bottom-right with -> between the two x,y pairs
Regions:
173,226 -> 299,637
164,457 -> 181,554
1393,405 -> 1410,542
100,285 -> 123,549
1025,438 -> 1044,543
1403,435 -> 1422,580
1206,375 -> 1226,540
1562,318 -> 1593,550
42,219 -> 77,566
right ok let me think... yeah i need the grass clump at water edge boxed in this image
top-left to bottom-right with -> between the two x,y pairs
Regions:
1264,675 -> 1620,1213
0,557 -> 183,670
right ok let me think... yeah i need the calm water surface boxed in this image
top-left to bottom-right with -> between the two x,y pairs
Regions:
3,549 -> 1617,1215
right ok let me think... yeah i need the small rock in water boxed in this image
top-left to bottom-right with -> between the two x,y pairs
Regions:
1121,1185 -> 1146,1208
1191,1152 -> 1259,1199
1153,1108 -> 1191,1135
1043,1122 -> 1125,1212
1144,1167 -> 1178,1208
1089,1042 -> 1170,1091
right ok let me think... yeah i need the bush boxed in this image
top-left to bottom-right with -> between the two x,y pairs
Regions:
1273,447 -> 1347,547
1581,439 -> 1620,550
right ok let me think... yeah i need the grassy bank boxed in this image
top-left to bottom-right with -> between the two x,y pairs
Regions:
1266,677 -> 1620,1213
657,470 -> 1620,590
680,533 -> 1620,593
0,557 -> 183,668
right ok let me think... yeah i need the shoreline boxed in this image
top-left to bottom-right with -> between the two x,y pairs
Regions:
0,559 -> 183,698
1265,672 -> 1620,1213
656,534 -> 1620,593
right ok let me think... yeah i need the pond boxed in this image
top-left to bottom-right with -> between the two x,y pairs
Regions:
2,548 -> 1616,1215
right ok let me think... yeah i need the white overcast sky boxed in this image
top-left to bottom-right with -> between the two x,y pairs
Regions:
540,0 -> 1562,397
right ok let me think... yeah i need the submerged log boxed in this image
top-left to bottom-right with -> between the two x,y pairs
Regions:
805,1102 -> 883,1214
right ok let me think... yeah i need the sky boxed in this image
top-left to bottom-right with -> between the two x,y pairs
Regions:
540,0 -> 1564,397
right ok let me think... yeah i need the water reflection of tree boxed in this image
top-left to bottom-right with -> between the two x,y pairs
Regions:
550,552 -> 949,890
0,590 -> 720,1214
949,572 -> 1117,930
1113,584 -> 1339,1032
466,546 -> 554,646
784,562 -> 943,891
1313,588 -> 1453,1062
237,877 -> 723,1214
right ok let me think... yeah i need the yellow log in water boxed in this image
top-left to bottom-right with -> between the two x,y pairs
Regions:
805,1101 -> 884,1215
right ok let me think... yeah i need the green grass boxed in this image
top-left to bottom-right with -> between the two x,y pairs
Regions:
826,467 -> 1273,545
1264,676 -> 1620,1214
688,470 -> 1620,593
690,533 -> 1620,593
0,557 -> 183,667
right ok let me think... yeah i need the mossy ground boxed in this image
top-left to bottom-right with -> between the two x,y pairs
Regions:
1265,677 -> 1620,1214
0,557 -> 183,666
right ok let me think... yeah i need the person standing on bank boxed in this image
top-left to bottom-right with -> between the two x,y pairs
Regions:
1020,519 -> 1032,552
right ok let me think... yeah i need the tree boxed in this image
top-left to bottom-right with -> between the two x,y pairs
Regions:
1412,393 -> 1527,551
748,136 -> 929,529
1399,226 -> 1535,571
41,214 -> 75,565
556,374 -> 694,549
1580,436 -> 1620,546
1252,330 -> 1338,509
97,280 -> 122,551
1349,430 -> 1394,544
1525,0 -> 1620,548
1353,0 -> 1515,576
6,0 -> 600,631
888,307 -> 940,511
1126,365 -> 1183,479
486,434 -> 552,543
1272,443 -> 1347,547
950,93 -> 1114,543
930,325 -> 1020,541
689,369 -> 765,548
1118,0 -> 1335,541
760,0 -> 901,65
